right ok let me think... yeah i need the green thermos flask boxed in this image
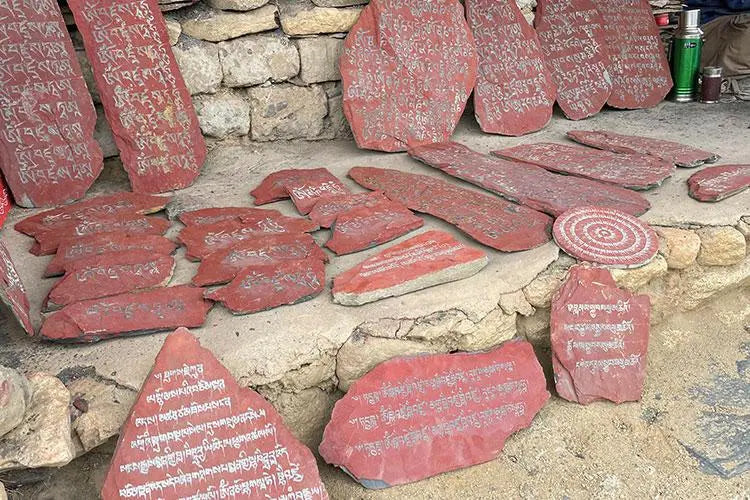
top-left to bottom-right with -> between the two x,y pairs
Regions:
670,10 -> 703,102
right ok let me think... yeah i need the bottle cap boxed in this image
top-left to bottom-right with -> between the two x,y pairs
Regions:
702,66 -> 722,77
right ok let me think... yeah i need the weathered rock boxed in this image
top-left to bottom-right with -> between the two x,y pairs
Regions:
696,226 -> 747,267
0,373 -> 75,471
39,285 -> 212,343
309,191 -> 388,228
688,165 -> 750,202
193,91 -> 250,138
326,201 -> 424,255
595,0 -> 672,108
219,33 -> 300,87
181,4 -> 279,42
94,106 -> 119,158
101,328 -> 328,499
349,167 -> 553,252
333,230 -> 488,305
171,37 -> 223,95
206,0 -> 269,10
159,0 -> 200,11
285,172 -> 350,215
534,0 -> 611,120
494,143 -> 674,190
498,290 -> 535,317
320,340 -> 549,488
252,167 -> 339,205
551,265 -> 650,404
248,84 -> 328,141
567,130 -> 720,168
279,0 -> 362,35
296,36 -> 345,84
465,0 -> 556,135
76,48 -> 100,103
655,227 -> 700,270
165,17 -> 182,45
609,254 -> 668,293
522,257 -> 576,309
69,0 -> 207,194
340,0 -> 475,151
193,232 -> 327,286
179,206 -> 284,226
0,242 -> 34,336
313,0 -> 367,5
0,367 -> 31,439
409,142 -> 651,217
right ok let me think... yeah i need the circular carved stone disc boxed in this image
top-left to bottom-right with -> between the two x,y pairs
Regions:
553,206 -> 658,268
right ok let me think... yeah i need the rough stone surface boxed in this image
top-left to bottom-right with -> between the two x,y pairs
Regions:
522,256 -> 576,309
219,33 -> 300,87
340,0 -> 476,151
296,37 -> 345,84
313,0 -> 367,5
248,84 -> 328,141
655,227 -> 701,270
696,226 -> 747,267
0,242 -> 34,336
551,265 -> 650,404
0,366 -> 31,439
179,206 -> 284,226
466,0 -> 556,135
94,107 -> 119,158
320,340 -> 549,488
165,17 -> 182,45
498,290 -> 535,317
207,0 -> 269,10
193,91 -> 250,138
688,165 -> 750,202
610,255 -> 669,292
101,328 -> 328,499
309,191 -> 389,228
0,180 -> 9,230
180,4 -> 279,42
333,230 -> 488,305
279,0 -> 362,35
409,142 -> 651,217
171,37 -> 223,95
0,373 -> 74,471
252,167 -> 340,205
286,178 -> 350,216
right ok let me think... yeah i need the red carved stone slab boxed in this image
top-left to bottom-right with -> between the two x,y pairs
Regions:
408,142 -> 651,217
340,0 -> 477,151
465,0 -> 556,135
0,242 -> 34,336
326,201 -> 424,255
551,265 -> 650,404
178,206 -> 284,226
285,176 -> 351,215
333,230 -> 488,306
535,0 -> 612,120
101,327 -> 328,500
251,168 -> 337,205
193,233 -> 327,287
68,0 -> 206,194
494,143 -> 674,190
0,177 -> 10,229
349,167 -> 553,252
45,234 -> 177,278
178,218 -> 317,261
319,339 -> 549,488
238,213 -> 319,233
39,285 -> 211,343
309,191 -> 390,228
553,206 -> 659,268
0,0 -> 103,208
206,257 -> 325,315
567,130 -> 720,168
595,0 -> 672,109
688,165 -> 750,202
31,215 -> 171,256
44,252 -> 175,311
15,192 -> 170,238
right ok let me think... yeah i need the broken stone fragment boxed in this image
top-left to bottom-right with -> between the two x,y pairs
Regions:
179,206 -> 284,226
180,4 -> 279,42
251,168 -> 340,205
688,165 -> 750,202
278,0 -> 363,35
206,0 -> 269,10
285,173 -> 351,215
308,191 -> 389,228
0,366 -> 31,439
655,227 -> 701,270
696,226 -> 747,267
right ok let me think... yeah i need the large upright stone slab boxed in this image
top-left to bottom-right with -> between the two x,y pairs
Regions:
595,0 -> 672,109
0,242 -> 33,336
534,0 -> 612,120
688,165 -> 750,202
551,266 -> 650,404
349,167 -> 552,251
494,143 -> 674,190
319,340 -> 549,488
408,142 -> 651,216
0,0 -> 103,208
340,0 -> 477,151
465,0 -> 556,135
68,0 -> 207,193
101,328 -> 328,500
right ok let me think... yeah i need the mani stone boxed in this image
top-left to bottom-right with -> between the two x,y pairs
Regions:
309,191 -> 389,228
494,143 -> 674,190
534,0 -> 612,120
333,230 -> 488,306
319,339 -> 549,488
0,366 -> 31,439
688,165 -> 750,202
0,0 -> 103,209
44,252 -> 176,311
193,233 -> 327,286
551,265 -> 650,404
206,257 -> 325,314
340,0 -> 476,151
285,174 -> 351,215
45,234 -> 177,278
566,130 -> 720,168
179,206 -> 286,226
39,285 -> 212,343
101,328 -> 328,500
0,242 -> 34,336
68,0 -> 207,194
251,167 -> 343,205
326,200 -> 424,255
0,179 -> 9,230
408,142 -> 651,217
349,167 -> 553,251
465,0 -> 556,135
595,0 -> 673,109
278,0 -> 363,36
180,4 -> 279,42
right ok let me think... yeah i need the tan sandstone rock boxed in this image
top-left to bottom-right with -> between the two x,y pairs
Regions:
0,366 -> 30,439
165,17 -> 182,45
278,0 -> 362,35
655,227 -> 701,270
499,290 -> 536,317
181,5 -> 279,42
207,0 -> 269,10
697,226 -> 747,267
610,255 -> 669,292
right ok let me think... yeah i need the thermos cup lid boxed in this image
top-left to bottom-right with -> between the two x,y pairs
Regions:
678,9 -> 701,28
702,66 -> 722,77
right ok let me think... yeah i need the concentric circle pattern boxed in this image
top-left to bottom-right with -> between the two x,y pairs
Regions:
553,206 -> 658,268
